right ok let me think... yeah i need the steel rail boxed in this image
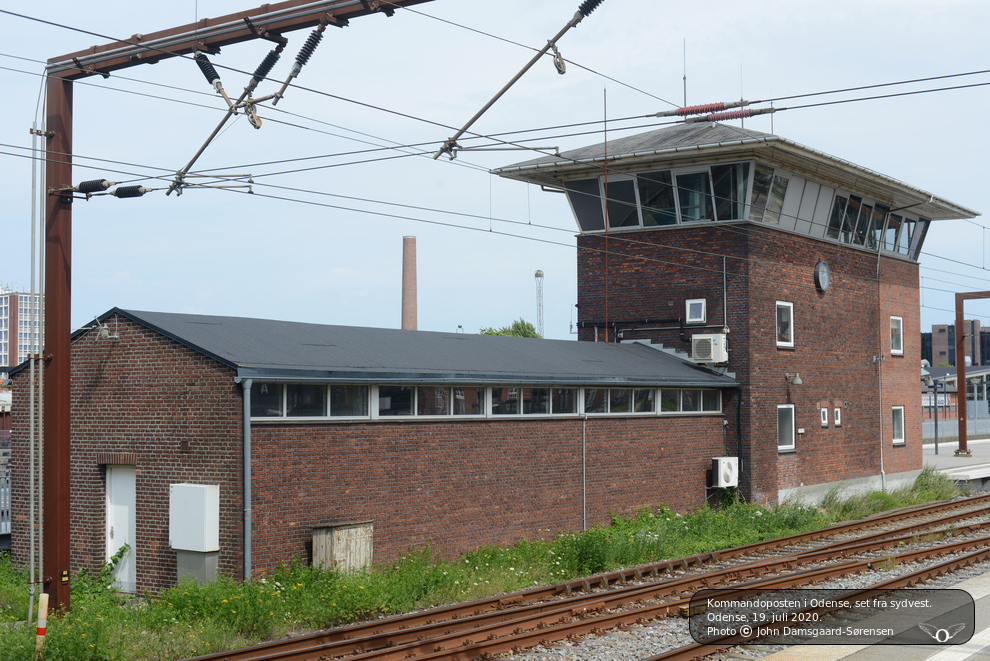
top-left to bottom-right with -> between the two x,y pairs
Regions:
645,543 -> 990,661
350,534 -> 990,661
181,497 -> 990,661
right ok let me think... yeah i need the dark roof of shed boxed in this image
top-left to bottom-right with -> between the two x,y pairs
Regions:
493,122 -> 978,221
79,308 -> 736,387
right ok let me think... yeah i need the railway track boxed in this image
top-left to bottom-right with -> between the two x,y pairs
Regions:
184,494 -> 990,661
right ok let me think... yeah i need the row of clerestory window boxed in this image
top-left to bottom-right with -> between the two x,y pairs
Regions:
249,383 -> 723,420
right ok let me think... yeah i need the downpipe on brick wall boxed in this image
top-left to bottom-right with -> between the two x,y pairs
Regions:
235,378 -> 253,580
582,415 -> 587,531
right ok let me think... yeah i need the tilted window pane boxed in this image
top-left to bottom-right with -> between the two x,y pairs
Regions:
677,172 -> 714,222
417,386 -> 450,415
909,219 -> 930,261
841,196 -> 862,244
452,387 -> 485,415
634,389 -> 655,412
491,387 -> 520,415
287,384 -> 326,417
899,219 -> 916,255
584,388 -> 607,413
524,388 -> 550,414
660,389 -> 679,412
610,389 -> 632,413
379,385 -> 413,416
750,163 -> 774,222
638,170 -> 678,226
604,178 -> 640,228
852,202 -> 873,246
330,385 -> 369,417
552,388 -> 577,414
763,174 -> 789,224
702,389 -> 721,412
827,196 -> 847,239
884,214 -> 902,251
251,383 -> 283,417
712,162 -> 750,221
565,179 -> 605,231
868,205 -> 887,250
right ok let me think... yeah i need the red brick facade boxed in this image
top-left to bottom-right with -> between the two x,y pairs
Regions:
10,316 -> 728,593
577,223 -> 922,503
10,321 -> 244,593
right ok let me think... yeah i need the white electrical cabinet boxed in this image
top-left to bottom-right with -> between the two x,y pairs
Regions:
169,484 -> 220,552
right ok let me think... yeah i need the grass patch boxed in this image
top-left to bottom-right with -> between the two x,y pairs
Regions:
0,465 -> 960,660
818,465 -> 960,520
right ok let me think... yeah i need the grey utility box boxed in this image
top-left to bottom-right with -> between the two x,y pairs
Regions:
170,483 -> 220,583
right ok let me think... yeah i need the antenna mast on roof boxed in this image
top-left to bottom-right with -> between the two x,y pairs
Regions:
535,270 -> 545,338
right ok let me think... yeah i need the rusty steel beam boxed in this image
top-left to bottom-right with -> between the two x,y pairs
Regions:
43,75 -> 74,612
47,0 -> 434,79
955,291 -> 990,456
40,0 -> 436,614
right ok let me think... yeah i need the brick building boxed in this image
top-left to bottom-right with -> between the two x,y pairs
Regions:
0,285 -> 43,376
10,309 -> 735,593
495,122 -> 978,504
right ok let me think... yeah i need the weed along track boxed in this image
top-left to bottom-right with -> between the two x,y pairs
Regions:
181,494 -> 990,661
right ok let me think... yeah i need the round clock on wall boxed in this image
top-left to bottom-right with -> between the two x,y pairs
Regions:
814,260 -> 831,291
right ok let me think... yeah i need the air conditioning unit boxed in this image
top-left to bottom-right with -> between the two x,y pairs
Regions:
692,333 -> 729,364
712,457 -> 739,488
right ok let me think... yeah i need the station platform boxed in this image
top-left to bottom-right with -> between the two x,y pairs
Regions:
924,438 -> 990,491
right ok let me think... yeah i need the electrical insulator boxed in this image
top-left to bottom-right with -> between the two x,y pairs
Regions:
246,49 -> 281,94
578,0 -> 605,17
195,52 -> 221,88
111,186 -> 148,198
274,28 -> 324,105
295,29 -> 324,69
74,179 -> 111,194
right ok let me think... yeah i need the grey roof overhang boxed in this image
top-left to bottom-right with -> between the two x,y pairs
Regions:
493,123 -> 979,222
76,308 -> 737,389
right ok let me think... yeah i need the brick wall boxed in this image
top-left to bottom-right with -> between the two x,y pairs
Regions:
10,314 -> 244,594
250,413 -> 725,574
11,314 -> 729,592
576,223 -> 922,502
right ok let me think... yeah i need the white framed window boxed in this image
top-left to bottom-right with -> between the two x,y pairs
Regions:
834,407 -> 842,427
892,406 -> 905,445
890,316 -> 904,356
686,299 -> 706,324
778,404 -> 795,451
820,407 -> 828,427
776,301 -> 794,348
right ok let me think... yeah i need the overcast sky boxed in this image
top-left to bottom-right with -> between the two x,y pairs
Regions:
2,0 -> 989,340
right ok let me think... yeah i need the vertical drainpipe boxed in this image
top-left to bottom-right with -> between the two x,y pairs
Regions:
582,415 -> 587,530
240,378 -> 252,580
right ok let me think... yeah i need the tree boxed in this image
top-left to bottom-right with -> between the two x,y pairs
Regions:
479,318 -> 540,338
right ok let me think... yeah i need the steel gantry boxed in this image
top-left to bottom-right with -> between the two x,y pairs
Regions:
39,0 -> 434,611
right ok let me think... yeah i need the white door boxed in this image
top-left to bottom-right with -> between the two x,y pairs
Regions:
105,466 -> 136,592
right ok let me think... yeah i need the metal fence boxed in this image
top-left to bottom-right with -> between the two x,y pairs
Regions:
923,401 -> 990,443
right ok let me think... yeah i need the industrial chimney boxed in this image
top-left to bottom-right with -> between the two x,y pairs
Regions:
401,236 -> 417,330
